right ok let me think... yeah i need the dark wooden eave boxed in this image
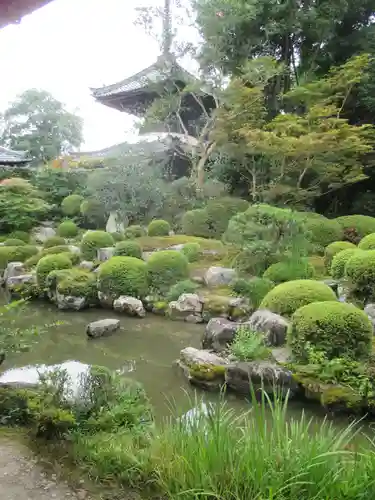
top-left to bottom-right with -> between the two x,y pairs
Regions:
0,146 -> 31,166
0,0 -> 53,29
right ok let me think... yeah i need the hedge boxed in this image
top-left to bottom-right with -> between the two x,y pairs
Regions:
345,250 -> 375,301
148,219 -> 171,237
324,241 -> 356,269
147,250 -> 189,293
98,256 -> 148,299
263,260 -> 315,284
304,215 -> 343,250
330,248 -> 364,279
36,254 -> 73,288
81,231 -> 114,260
114,240 -> 142,259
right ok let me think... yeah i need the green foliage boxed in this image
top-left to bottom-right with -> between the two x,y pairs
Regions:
3,238 -> 26,246
110,232 -> 125,242
43,236 -> 66,248
336,215 -> 375,239
358,233 -> 375,250
98,256 -> 149,299
181,242 -> 201,262
263,260 -> 315,284
124,225 -> 146,239
181,209 -> 211,238
260,280 -> 337,317
205,197 -> 249,237
166,280 -> 200,302
61,194 -> 84,216
231,277 -> 275,309
81,231 -> 114,260
147,250 -> 189,293
0,245 -> 38,270
345,250 -> 375,302
148,219 -> 171,237
229,326 -> 269,361
25,245 -> 71,268
80,198 -> 107,228
324,241 -> 356,269
288,301 -> 372,362
114,240 -> 142,259
36,254 -> 72,289
55,269 -> 97,301
57,220 -> 79,238
8,231 -> 29,243
304,215 -> 344,250
330,248 -> 364,279
31,167 -> 87,205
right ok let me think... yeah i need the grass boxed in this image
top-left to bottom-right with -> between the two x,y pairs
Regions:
137,235 -> 225,252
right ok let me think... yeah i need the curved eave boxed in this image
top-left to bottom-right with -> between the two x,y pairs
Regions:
0,0 -> 53,29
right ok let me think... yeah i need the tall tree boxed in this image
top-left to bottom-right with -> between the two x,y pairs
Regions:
0,89 -> 83,164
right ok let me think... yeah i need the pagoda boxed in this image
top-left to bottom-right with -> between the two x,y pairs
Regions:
90,0 -> 216,138
0,146 -> 31,167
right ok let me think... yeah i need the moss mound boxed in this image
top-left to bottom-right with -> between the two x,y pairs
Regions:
147,250 -> 189,293
304,215 -> 343,250
98,256 -> 148,299
110,232 -> 125,242
3,238 -> 26,246
336,215 -> 375,239
56,269 -> 97,301
8,231 -> 30,243
181,242 -> 201,262
61,194 -> 84,216
181,209 -> 211,238
345,250 -> 375,301
330,248 -> 364,279
81,231 -> 114,260
124,225 -> 146,239
358,233 -> 375,250
288,301 -> 372,361
114,240 -> 142,259
260,279 -> 337,317
57,220 -> 79,238
263,260 -> 315,284
36,254 -> 73,288
324,241 -> 356,269
43,236 -> 66,248
148,219 -> 171,237
0,245 -> 39,271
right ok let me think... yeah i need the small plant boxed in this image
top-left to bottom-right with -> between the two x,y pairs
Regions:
231,277 -> 274,309
114,240 -> 142,259
166,280 -> 200,302
181,242 -> 201,262
57,220 -> 79,238
148,219 -> 171,237
230,326 -> 269,361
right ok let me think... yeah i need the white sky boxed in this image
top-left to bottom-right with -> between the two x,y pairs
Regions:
0,0 -> 198,150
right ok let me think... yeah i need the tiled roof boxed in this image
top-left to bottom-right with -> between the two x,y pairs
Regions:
0,146 -> 31,164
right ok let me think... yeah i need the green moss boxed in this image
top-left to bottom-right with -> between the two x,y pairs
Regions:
36,254 -> 73,288
189,363 -> 226,381
114,240 -> 142,259
0,245 -> 39,271
24,245 -> 71,268
203,294 -> 231,319
263,260 -> 315,284
98,256 -> 148,299
57,220 -> 79,238
147,250 -> 189,293
260,279 -> 337,317
43,236 -> 66,248
330,248 -> 364,279
61,194 -> 84,216
358,232 -> 375,250
336,214 -> 375,238
81,231 -> 114,260
152,301 -> 168,315
147,219 -> 171,237
3,238 -> 26,246
324,241 -> 356,269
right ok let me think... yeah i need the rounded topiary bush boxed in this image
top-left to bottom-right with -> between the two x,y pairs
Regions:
288,301 -> 372,362
147,250 -> 189,293
263,260 -> 315,284
345,250 -> 375,301
330,248 -> 364,279
304,216 -> 343,250
358,233 -> 375,250
80,198 -> 106,228
43,236 -> 66,248
231,277 -> 275,309
81,231 -> 114,260
336,215 -> 375,239
36,254 -> 72,289
3,239 -> 26,246
114,240 -> 142,259
124,225 -> 145,239
98,256 -> 148,299
8,231 -> 29,243
205,197 -> 249,237
148,219 -> 171,237
61,194 -> 84,216
55,269 -> 97,302
166,279 -> 199,302
324,241 -> 356,269
110,232 -> 125,242
57,220 -> 79,238
181,242 -> 201,262
0,245 -> 39,270
181,209 -> 211,238
260,279 -> 337,317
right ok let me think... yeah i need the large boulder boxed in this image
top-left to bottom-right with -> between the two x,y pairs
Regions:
97,247 -> 115,262
79,261 -> 95,271
56,291 -> 87,311
113,296 -> 146,318
5,273 -> 36,297
67,245 -> 81,255
86,318 -> 120,338
97,291 -> 114,308
2,262 -> 26,283
202,318 -> 237,352
33,225 -> 56,243
177,347 -> 228,390
246,310 -> 289,346
168,293 -> 204,322
364,303 -> 375,333
204,267 -> 237,288
225,361 -> 298,397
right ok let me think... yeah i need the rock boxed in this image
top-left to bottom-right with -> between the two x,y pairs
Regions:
168,244 -> 185,251
97,247 -> 115,262
97,291 -> 114,308
202,294 -> 232,321
113,296 -> 146,317
337,283 -> 350,302
86,318 -> 120,338
204,266 -> 237,288
246,309 -> 289,346
33,226 -> 56,243
225,361 -> 298,397
177,347 -> 228,390
168,293 -> 204,321
322,279 -> 339,294
106,211 -> 125,233
67,245 -> 81,254
142,251 -> 155,261
5,273 -> 36,297
56,291 -> 87,311
3,262 -> 26,283
79,261 -> 95,271
271,347 -> 292,364
6,273 -> 35,288
365,303 -> 375,332
185,314 -> 205,324
228,297 -> 252,321
202,318 -> 237,351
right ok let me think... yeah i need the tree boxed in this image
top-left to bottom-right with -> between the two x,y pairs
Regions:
0,89 -> 83,164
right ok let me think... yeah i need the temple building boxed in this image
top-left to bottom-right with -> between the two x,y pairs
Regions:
0,146 -> 31,167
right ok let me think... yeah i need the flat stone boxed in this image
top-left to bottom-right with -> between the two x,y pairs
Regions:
86,318 -> 120,338
245,309 -> 289,346
56,291 -> 87,311
3,262 -> 26,283
204,266 -> 237,288
79,261 -> 95,271
33,226 -> 56,243
178,347 -> 228,391
168,293 -> 204,321
67,245 -> 80,254
202,317 -> 237,352
271,347 -> 292,364
113,296 -> 146,317
97,247 -> 114,262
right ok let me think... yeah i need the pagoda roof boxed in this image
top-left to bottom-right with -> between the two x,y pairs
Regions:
0,146 -> 31,165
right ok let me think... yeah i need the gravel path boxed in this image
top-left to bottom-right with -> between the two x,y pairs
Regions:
0,437 -> 90,500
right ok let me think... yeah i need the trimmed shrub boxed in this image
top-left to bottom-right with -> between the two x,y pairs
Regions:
114,240 -> 142,259
336,215 -> 375,239
181,242 -> 201,262
61,194 -> 84,216
330,248 -> 364,279
166,279 -> 200,302
231,277 -> 275,309
324,241 -> 356,269
147,250 -> 189,293
304,216 -> 343,250
25,245 -> 72,268
358,233 -> 375,250
205,197 -> 249,237
8,231 -> 29,243
181,209 -> 211,238
43,236 -> 66,248
57,220 -> 79,238
124,225 -> 146,239
98,256 -> 148,299
81,231 -> 114,260
36,254 -> 72,288
110,232 -> 125,242
56,269 -> 97,302
345,250 -> 375,301
3,238 -> 26,246
148,219 -> 171,237
263,260 -> 315,284
288,301 -> 372,361
61,251 -> 80,266
80,198 -> 106,228
0,245 -> 39,271
260,280 -> 337,317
